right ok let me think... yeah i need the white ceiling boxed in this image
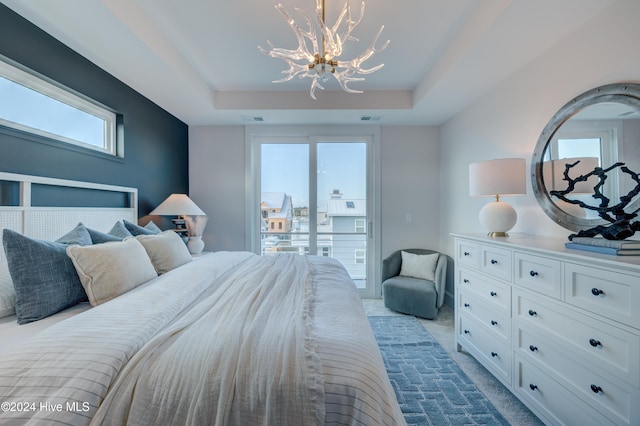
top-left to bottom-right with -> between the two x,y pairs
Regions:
2,0 -> 616,126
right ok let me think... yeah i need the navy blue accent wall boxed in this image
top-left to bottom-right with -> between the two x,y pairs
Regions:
0,5 -> 189,217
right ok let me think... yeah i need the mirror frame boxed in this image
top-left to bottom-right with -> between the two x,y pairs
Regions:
531,82 -> 640,231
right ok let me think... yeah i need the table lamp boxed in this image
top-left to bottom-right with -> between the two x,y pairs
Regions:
469,158 -> 526,237
149,194 -> 206,251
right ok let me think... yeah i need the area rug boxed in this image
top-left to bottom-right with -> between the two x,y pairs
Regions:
369,315 -> 509,426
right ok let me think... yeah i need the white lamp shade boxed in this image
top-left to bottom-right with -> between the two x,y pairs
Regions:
149,194 -> 206,216
469,158 -> 526,237
469,158 -> 526,197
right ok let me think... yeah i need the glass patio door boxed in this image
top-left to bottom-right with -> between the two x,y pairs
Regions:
254,136 -> 376,296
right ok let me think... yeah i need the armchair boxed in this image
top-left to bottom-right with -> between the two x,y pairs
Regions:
381,248 -> 448,319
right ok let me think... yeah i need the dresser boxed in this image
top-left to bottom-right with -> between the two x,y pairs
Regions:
453,233 -> 640,426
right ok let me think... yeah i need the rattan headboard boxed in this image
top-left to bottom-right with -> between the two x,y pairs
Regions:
0,172 -> 138,265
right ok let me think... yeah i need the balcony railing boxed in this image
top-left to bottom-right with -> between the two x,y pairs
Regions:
260,231 -> 367,288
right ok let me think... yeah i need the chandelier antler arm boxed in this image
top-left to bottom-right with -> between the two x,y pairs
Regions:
338,25 -> 389,74
259,4 -> 318,62
309,77 -> 326,100
320,1 -> 365,60
333,69 -> 365,94
335,1 -> 364,44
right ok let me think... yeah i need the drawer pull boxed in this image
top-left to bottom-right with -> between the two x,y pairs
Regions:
529,270 -> 539,277
491,352 -> 498,358
490,291 -> 497,297
589,338 -> 602,348
528,309 -> 537,317
491,320 -> 498,326
490,259 -> 498,265
464,251 -> 470,256
464,329 -> 470,334
529,384 -> 538,391
464,303 -> 470,308
590,384 -> 603,394
529,345 -> 538,352
463,279 -> 470,283
591,288 -> 605,296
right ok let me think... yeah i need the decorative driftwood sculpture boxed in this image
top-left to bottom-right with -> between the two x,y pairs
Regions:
550,160 -> 640,240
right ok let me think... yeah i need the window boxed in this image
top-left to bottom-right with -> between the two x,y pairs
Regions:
346,201 -> 355,208
0,58 -> 118,156
355,218 -> 366,233
355,249 -> 365,264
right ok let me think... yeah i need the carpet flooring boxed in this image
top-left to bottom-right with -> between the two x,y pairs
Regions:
370,315 -> 510,426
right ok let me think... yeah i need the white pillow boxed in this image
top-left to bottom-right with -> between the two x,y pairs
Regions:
399,251 -> 439,282
66,238 -> 158,306
0,264 -> 16,318
136,231 -> 192,275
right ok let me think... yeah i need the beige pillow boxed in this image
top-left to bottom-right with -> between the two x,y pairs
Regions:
66,238 -> 158,306
136,231 -> 192,275
400,251 -> 439,282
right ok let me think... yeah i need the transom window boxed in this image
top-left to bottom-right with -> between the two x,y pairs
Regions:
0,58 -> 118,156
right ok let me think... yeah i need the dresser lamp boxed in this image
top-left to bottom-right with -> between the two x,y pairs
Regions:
469,158 -> 526,237
149,194 -> 207,253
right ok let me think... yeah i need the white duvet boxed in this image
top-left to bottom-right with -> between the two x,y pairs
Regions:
0,252 -> 405,425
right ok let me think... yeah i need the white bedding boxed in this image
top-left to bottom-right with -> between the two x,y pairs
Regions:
0,252 -> 405,425
0,302 -> 91,356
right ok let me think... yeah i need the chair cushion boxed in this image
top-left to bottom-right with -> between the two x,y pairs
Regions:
382,276 -> 438,319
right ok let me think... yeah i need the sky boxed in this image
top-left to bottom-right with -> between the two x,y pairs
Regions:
0,75 -> 104,147
261,142 -> 367,209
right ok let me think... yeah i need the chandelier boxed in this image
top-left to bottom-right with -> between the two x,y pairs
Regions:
259,0 -> 389,100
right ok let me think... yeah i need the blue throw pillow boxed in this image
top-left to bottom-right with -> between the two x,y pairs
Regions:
108,221 -> 133,239
87,227 -> 122,244
124,219 -> 160,236
55,223 -> 93,246
143,220 -> 162,234
2,229 -> 88,324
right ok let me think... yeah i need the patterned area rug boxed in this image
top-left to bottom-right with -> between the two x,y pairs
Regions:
369,316 -> 509,426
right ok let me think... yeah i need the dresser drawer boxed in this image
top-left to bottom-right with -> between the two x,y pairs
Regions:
457,268 -> 510,314
514,356 -> 616,426
458,291 -> 510,342
565,263 -> 640,329
459,313 -> 511,384
514,251 -> 561,298
515,327 -> 639,425
480,245 -> 512,281
456,239 -> 480,268
514,290 -> 640,387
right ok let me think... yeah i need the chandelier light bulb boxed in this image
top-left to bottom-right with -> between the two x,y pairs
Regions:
259,0 -> 389,100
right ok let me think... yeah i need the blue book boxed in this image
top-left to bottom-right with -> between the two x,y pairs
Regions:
565,242 -> 640,256
570,237 -> 640,249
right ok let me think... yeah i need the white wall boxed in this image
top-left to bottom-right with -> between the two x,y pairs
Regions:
380,126 -> 441,258
189,126 -> 246,251
439,0 -> 640,253
189,125 -> 441,284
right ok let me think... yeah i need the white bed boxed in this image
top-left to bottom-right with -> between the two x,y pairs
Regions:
0,173 -> 405,425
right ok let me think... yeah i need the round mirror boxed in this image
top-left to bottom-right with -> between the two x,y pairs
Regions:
532,83 -> 640,231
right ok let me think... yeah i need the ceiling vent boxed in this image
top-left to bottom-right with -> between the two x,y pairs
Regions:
241,116 -> 265,122
360,116 -> 381,122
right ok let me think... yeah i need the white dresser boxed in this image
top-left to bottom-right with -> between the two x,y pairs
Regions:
453,233 -> 640,426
